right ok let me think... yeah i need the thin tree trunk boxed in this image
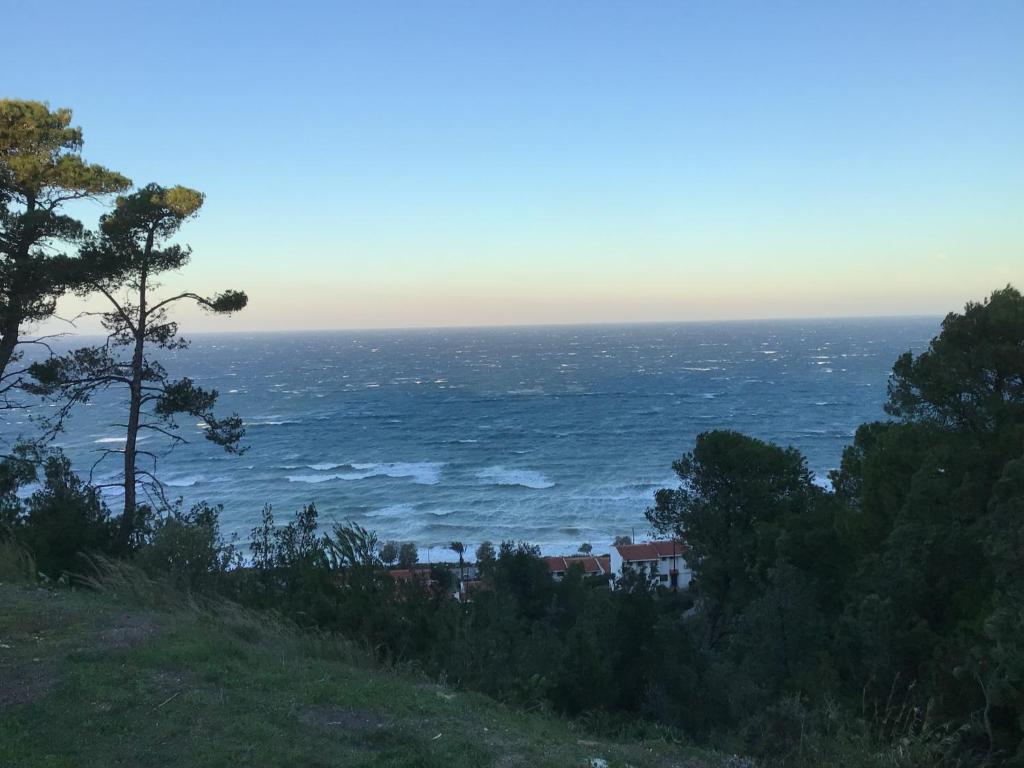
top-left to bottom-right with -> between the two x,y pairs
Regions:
119,261 -> 149,548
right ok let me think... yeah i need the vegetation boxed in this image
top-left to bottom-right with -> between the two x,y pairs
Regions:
3,102 -> 1024,766
4,285 -> 1024,766
27,183 -> 248,546
0,99 -> 129,415
0,575 -> 719,768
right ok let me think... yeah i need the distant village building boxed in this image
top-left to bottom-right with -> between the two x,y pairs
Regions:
388,566 -> 438,588
542,555 -> 612,581
609,540 -> 691,589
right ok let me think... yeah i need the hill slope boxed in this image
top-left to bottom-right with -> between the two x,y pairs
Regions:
0,581 -> 723,768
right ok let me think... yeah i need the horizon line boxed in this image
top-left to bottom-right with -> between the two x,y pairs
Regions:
50,310 -> 945,339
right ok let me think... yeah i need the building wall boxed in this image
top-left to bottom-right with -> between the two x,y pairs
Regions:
610,549 -> 692,590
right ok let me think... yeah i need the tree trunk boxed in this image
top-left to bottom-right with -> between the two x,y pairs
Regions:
0,312 -> 21,385
119,265 -> 148,548
0,199 -> 34,386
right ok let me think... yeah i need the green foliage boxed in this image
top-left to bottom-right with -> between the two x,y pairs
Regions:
887,285 -> 1024,434
646,430 -> 824,648
380,539 -> 399,566
0,99 -> 130,404
7,452 -> 117,578
475,539 -> 495,572
325,520 -> 380,571
134,501 -> 240,591
0,535 -> 35,583
26,181 -> 247,544
0,581 -> 716,768
4,284 -> 1024,766
398,541 -> 418,569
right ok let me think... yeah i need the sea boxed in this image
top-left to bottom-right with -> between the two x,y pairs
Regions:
7,317 -> 939,555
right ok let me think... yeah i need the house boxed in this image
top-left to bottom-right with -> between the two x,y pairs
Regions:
543,555 -> 612,582
387,565 -> 446,593
609,540 -> 691,589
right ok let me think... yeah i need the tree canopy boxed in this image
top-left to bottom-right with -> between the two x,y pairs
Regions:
0,100 -> 130,408
28,183 -> 247,544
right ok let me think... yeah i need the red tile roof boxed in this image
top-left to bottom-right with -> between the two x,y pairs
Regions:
543,556 -> 610,575
388,567 -> 435,583
614,540 -> 685,561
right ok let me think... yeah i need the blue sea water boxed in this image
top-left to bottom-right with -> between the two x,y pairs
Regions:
8,317 -> 939,554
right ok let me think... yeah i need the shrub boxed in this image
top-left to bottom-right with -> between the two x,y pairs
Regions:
14,453 -> 117,578
135,501 -> 241,591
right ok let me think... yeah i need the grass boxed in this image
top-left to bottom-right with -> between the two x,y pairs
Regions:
0,577 -> 724,768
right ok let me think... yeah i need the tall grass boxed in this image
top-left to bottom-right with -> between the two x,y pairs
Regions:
0,536 -> 36,583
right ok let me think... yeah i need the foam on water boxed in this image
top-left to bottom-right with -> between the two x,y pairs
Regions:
476,466 -> 556,490
287,461 -> 444,486
16,318 -> 940,552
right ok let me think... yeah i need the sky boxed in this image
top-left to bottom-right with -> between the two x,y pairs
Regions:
6,0 -> 1023,332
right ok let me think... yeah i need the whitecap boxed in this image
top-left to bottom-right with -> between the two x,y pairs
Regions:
288,461 -> 444,486
476,466 -> 555,490
366,503 -> 417,518
286,473 -> 336,484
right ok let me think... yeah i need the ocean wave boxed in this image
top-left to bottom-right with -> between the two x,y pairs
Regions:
287,461 -> 444,486
286,473 -> 336,484
476,466 -> 555,490
164,475 -> 202,488
93,435 -> 150,444
366,503 -> 417,518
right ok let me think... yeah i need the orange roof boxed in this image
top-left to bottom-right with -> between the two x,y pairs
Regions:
614,540 -> 685,561
388,567 -> 434,583
544,556 -> 610,575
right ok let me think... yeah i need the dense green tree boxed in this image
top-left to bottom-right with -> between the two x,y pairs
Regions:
646,430 -> 817,647
887,285 -> 1024,436
380,539 -> 399,566
1,100 -> 130,417
13,452 -> 116,577
475,539 -> 495,571
397,541 -> 418,569
27,184 -> 247,545
831,286 -> 1024,759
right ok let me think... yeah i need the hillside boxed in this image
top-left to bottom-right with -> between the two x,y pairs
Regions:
0,579 -> 724,768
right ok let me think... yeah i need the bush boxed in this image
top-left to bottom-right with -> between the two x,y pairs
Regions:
12,453 -> 117,578
0,532 -> 36,582
135,501 -> 240,591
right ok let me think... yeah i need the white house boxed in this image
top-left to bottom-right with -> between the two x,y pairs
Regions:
609,540 -> 691,590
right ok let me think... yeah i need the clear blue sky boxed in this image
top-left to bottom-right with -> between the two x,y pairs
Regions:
7,0 -> 1023,331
